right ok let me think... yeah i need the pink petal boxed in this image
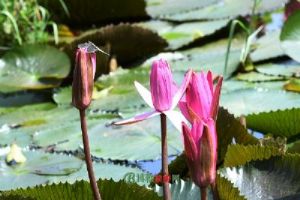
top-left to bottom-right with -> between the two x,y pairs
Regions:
164,110 -> 188,132
171,69 -> 192,109
150,59 -> 173,111
113,111 -> 159,125
134,81 -> 154,108
191,120 -> 204,147
210,76 -> 223,119
182,122 -> 198,161
178,101 -> 191,122
90,53 -> 96,79
186,72 -> 210,120
206,71 -> 214,96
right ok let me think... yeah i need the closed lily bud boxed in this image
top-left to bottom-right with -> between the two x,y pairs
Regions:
72,47 -> 96,110
182,119 -> 217,188
150,59 -> 175,112
179,71 -> 223,122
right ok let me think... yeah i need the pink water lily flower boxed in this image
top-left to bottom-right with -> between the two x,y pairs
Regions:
179,71 -> 223,123
114,59 -> 192,131
180,71 -> 222,188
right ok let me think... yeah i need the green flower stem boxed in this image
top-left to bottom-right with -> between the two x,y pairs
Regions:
161,113 -> 171,200
80,109 -> 101,200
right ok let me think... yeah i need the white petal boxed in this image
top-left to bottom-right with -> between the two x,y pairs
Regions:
164,110 -> 189,132
134,81 -> 154,108
114,111 -> 159,125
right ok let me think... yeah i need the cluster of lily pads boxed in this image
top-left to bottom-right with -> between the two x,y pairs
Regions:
1,0 -> 300,199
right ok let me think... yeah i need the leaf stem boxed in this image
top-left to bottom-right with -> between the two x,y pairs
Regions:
160,113 -> 171,200
79,109 -> 101,200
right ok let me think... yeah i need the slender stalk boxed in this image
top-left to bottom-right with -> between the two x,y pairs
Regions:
79,109 -> 101,200
200,187 -> 207,200
211,183 -> 219,200
160,114 -> 171,200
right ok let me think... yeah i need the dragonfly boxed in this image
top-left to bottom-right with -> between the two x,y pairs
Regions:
78,41 -> 110,56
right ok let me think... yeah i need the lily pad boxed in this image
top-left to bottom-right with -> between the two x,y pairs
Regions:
88,116 -> 182,161
256,62 -> 300,77
280,10 -> 300,63
0,45 -> 70,92
250,31 -> 285,62
146,0 -> 217,17
162,0 -> 288,21
0,179 -> 162,200
224,144 -> 284,167
138,19 -> 229,50
154,176 -> 245,200
221,154 -> 300,200
0,150 -> 82,190
246,108 -> 300,139
236,72 -> 284,82
221,89 -> 300,116
40,0 -> 147,26
63,24 -> 167,74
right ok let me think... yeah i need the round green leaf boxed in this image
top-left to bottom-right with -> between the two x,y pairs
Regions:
0,150 -> 82,190
138,19 -> 229,50
0,45 -> 70,92
221,89 -> 300,116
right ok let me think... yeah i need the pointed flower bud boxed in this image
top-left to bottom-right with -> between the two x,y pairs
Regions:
179,71 -> 223,123
72,47 -> 96,110
150,59 -> 175,112
182,119 -> 217,188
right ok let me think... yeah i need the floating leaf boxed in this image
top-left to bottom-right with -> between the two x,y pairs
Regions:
224,144 -> 284,167
146,0 -> 217,17
0,45 -> 70,92
63,24 -> 167,75
256,62 -> 300,78
251,31 -> 285,62
153,176 -> 245,200
217,108 -> 258,163
221,154 -> 300,200
221,89 -> 300,116
162,0 -> 288,21
0,91 -> 51,107
0,179 -> 161,200
246,108 -> 300,139
40,0 -> 147,26
236,72 -> 284,82
138,19 -> 229,50
0,150 -> 82,190
280,11 -> 300,62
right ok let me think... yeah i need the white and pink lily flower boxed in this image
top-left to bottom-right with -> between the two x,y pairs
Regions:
114,58 -> 192,131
